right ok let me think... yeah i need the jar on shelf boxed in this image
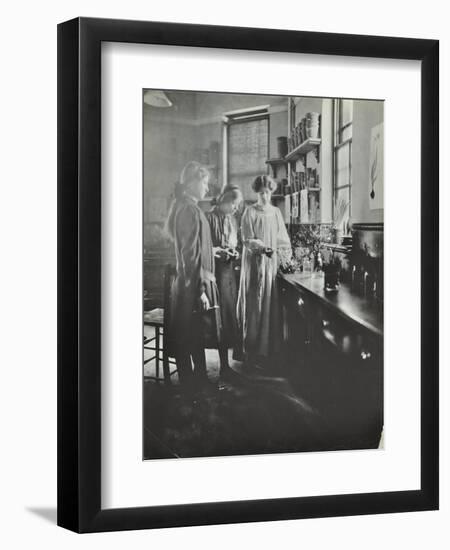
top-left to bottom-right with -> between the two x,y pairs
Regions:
306,111 -> 320,139
276,136 -> 288,158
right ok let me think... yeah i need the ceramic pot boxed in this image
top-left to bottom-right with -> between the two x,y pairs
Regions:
277,136 -> 288,158
306,125 -> 319,139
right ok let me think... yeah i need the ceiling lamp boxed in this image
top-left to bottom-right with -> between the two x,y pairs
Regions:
143,90 -> 173,108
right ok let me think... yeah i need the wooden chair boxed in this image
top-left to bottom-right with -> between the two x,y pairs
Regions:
143,264 -> 177,384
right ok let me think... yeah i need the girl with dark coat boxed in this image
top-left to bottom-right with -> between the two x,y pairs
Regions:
165,161 -> 222,389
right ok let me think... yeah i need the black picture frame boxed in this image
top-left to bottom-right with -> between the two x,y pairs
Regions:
57,17 -> 439,533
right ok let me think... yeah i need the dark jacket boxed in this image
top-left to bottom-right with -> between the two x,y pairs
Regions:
166,195 -> 222,354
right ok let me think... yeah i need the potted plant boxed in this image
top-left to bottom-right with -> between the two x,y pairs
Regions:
290,225 -> 322,272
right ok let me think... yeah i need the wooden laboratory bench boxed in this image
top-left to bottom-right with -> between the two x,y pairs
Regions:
279,272 -> 383,338
278,272 -> 384,448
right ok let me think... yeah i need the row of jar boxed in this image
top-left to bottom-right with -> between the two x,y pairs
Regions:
288,112 -> 321,151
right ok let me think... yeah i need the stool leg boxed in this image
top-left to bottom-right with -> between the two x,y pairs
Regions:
155,327 -> 160,381
162,354 -> 171,385
161,328 -> 171,385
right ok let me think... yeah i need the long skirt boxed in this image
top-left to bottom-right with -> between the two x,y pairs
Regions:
166,276 -> 222,358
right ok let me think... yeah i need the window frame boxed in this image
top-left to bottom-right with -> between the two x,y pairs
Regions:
223,106 -> 270,196
333,98 -> 353,232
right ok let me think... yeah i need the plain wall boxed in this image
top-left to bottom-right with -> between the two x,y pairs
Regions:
269,107 -> 289,158
143,101 -> 196,223
320,98 -> 334,223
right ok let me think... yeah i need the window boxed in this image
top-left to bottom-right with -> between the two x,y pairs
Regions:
333,99 -> 353,233
224,106 -> 269,200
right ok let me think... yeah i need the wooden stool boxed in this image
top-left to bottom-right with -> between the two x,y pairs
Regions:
143,265 -> 177,384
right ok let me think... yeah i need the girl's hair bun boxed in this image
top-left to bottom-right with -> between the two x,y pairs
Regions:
252,174 -> 277,193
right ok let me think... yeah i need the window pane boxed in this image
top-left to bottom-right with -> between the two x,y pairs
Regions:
340,100 -> 353,127
228,118 -> 268,199
335,187 -> 350,231
340,124 -> 352,142
336,186 -> 350,205
336,143 -> 350,188
334,99 -> 352,231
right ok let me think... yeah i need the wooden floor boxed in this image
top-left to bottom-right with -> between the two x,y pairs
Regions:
143,326 -> 382,460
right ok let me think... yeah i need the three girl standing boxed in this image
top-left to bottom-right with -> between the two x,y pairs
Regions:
167,162 -> 291,390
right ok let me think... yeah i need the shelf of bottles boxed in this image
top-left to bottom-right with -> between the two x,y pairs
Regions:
282,103 -> 322,225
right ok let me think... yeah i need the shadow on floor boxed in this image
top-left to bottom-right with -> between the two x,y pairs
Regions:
143,367 -> 375,460
26,507 -> 57,525
143,337 -> 381,460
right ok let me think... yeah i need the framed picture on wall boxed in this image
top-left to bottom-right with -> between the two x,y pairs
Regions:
369,122 -> 384,210
58,17 -> 438,533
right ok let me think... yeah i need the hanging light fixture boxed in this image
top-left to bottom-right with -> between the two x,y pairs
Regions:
143,90 -> 173,108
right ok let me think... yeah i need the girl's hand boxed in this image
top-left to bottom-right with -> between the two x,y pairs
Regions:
200,292 -> 210,311
246,239 -> 266,253
225,248 -> 239,260
213,247 -> 227,259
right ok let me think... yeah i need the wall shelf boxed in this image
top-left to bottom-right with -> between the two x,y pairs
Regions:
266,158 -> 287,166
266,157 -> 288,180
285,138 -> 321,163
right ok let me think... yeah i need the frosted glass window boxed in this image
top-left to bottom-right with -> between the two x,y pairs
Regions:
228,118 -> 268,200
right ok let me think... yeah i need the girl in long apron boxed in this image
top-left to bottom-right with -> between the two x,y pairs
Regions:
237,175 -> 292,369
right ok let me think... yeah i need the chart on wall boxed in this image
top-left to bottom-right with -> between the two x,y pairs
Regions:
369,122 -> 384,210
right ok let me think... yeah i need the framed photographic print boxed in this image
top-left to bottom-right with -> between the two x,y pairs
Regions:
57,17 -> 439,533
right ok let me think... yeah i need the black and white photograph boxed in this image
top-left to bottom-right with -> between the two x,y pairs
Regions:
0,0 -> 446,540
143,90 -> 384,460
